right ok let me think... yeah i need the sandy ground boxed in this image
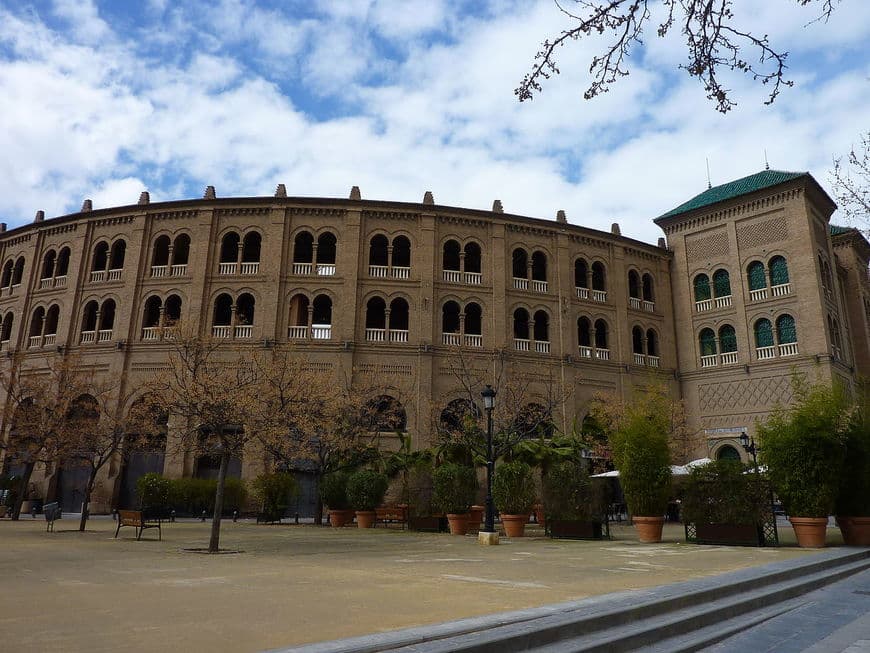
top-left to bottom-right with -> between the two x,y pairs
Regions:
0,516 -> 829,652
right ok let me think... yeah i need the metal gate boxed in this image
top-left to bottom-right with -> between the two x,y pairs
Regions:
57,465 -> 90,513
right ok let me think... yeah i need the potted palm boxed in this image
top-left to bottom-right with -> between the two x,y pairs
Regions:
320,472 -> 354,527
346,469 -> 389,528
492,461 -> 536,537
432,463 -> 477,535
759,380 -> 848,548
543,460 -> 609,539
835,390 -> 870,545
610,396 -> 672,543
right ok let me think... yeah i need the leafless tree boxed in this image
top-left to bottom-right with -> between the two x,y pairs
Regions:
516,0 -> 838,113
831,131 -> 870,234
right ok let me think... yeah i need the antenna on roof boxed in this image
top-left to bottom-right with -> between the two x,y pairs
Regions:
705,158 -> 712,189
764,149 -> 770,170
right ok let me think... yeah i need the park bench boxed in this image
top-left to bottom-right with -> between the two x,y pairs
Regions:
43,502 -> 61,532
375,505 -> 408,530
114,509 -> 162,541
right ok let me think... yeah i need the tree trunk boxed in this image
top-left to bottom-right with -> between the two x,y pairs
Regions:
79,469 -> 97,531
209,449 -> 231,553
11,461 -> 35,520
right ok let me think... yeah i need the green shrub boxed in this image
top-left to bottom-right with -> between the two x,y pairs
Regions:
836,391 -> 870,516
759,381 -> 848,518
251,472 -> 298,515
543,460 -> 608,521
135,473 -> 171,511
492,461 -> 536,515
320,472 -> 350,510
166,477 -> 247,515
610,395 -> 672,517
432,463 -> 477,514
681,460 -> 769,525
406,461 -> 436,517
346,470 -> 389,511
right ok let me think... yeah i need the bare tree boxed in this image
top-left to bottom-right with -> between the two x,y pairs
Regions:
831,131 -> 870,234
516,0 -> 837,113
145,325 -> 261,553
0,352 -> 92,520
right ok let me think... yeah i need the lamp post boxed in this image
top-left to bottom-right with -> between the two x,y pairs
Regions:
739,431 -> 759,473
739,430 -> 779,545
479,384 -> 499,545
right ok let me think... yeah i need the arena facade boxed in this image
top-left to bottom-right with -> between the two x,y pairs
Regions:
1,170 -> 868,514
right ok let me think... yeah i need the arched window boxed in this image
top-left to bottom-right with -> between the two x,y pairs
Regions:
465,303 -> 482,336
769,256 -> 789,286
694,274 -> 711,302
317,232 -> 337,268
91,242 -> 109,272
776,314 -> 796,344
443,240 -> 461,271
110,240 -> 126,270
699,328 -> 717,356
754,318 -> 774,348
365,297 -> 386,330
368,395 -> 407,432
388,298 -> 409,332
294,232 -> 314,264
287,294 -> 310,334
165,295 -> 182,324
29,307 -> 45,339
575,259 -> 588,289
242,232 -> 261,263
152,235 -> 170,268
464,242 -> 482,274
512,403 -> 554,440
1,261 -> 13,287
718,324 -> 737,353
646,329 -> 658,357
717,445 -> 741,461
142,296 -> 162,329
512,248 -> 527,279
440,398 -> 480,436
213,294 -> 233,326
100,299 -> 116,331
172,234 -> 190,267
236,293 -> 255,325
713,269 -> 731,297
628,270 -> 640,298
442,300 -> 461,334
1,312 -> 13,342
369,234 -> 389,267
392,235 -> 411,269
642,273 -> 655,302
42,250 -> 56,279
56,248 -> 71,277
577,316 -> 592,348
531,251 -> 547,282
45,305 -> 59,336
312,295 -> 332,326
747,261 -> 766,291
533,310 -> 549,343
632,326 -> 644,354
82,301 -> 99,332
220,232 -> 240,264
513,308 -> 530,340
594,319 -> 608,350
12,257 -> 25,285
591,262 -> 606,292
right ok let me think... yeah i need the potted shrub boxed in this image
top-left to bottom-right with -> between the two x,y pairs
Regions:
835,393 -> 870,545
320,472 -> 354,527
251,471 -> 298,524
405,462 -> 445,532
346,469 -> 389,528
610,396 -> 672,543
542,460 -> 609,539
681,460 -> 770,546
759,380 -> 848,548
492,461 -> 536,537
432,463 -> 477,535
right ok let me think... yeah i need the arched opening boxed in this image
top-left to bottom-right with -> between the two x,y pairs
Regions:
82,301 -> 99,332
365,297 -> 387,330
369,234 -> 389,267
747,261 -> 766,291
776,314 -> 796,344
632,326 -> 644,354
236,293 -> 255,325
312,295 -> 332,330
110,240 -> 126,270
172,234 -> 190,266
392,235 -> 411,268
439,398 -> 480,436
143,296 -> 162,328
699,328 -> 717,356
577,316 -> 592,348
533,310 -> 549,342
91,242 -> 109,272
719,324 -> 737,353
1,313 -> 13,342
56,247 -> 71,276
513,308 -> 530,340
294,232 -> 314,263
29,307 -> 45,338
118,399 -> 168,509
575,259 -> 588,288
694,274 -> 711,302
443,240 -> 461,271
242,232 -> 261,262
42,250 -> 56,279
642,273 -> 655,302
220,232 -> 240,263
512,248 -> 527,279
754,318 -> 774,348
591,262 -> 606,292
1,261 -> 13,287
317,232 -> 337,265
464,242 -> 482,274
531,251 -> 547,282
442,300 -> 461,334
646,329 -> 658,357
713,269 -> 731,297
769,256 -> 789,286
512,403 -> 554,439
44,305 -> 59,336
13,257 -> 25,285
288,294 -> 310,329
367,395 -> 407,432
389,298 -> 409,331
100,299 -> 116,331
594,319 -> 608,350
628,270 -> 640,299
165,295 -> 182,324
716,445 -> 741,461
152,235 -> 170,267
213,294 -> 233,326
465,302 -> 482,336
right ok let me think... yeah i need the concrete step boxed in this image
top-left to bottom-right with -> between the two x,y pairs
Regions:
275,548 -> 870,653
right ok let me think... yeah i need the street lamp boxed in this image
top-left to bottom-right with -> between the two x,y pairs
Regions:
480,384 -> 498,545
740,430 -> 779,545
739,431 -> 759,472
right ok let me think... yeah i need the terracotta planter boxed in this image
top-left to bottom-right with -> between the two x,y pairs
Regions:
355,510 -> 377,528
500,513 -> 529,537
446,513 -> 470,535
467,506 -> 484,532
838,516 -> 870,546
789,516 -> 828,548
633,515 -> 665,543
533,503 -> 546,528
328,509 -> 355,527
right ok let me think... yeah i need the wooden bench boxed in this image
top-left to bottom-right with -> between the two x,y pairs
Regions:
114,509 -> 162,541
375,505 -> 408,530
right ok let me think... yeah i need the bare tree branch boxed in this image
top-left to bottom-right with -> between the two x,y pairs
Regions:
830,131 -> 870,235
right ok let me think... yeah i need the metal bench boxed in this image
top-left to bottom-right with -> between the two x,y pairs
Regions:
114,509 -> 162,541
43,502 -> 61,532
375,505 -> 408,530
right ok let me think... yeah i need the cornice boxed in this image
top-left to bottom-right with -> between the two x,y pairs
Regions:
214,207 -> 272,217
362,209 -> 420,222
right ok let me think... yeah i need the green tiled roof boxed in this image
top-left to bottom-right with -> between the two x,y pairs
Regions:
829,224 -> 852,236
657,170 -> 808,220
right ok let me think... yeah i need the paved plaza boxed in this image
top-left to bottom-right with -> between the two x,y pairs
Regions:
0,516 -> 834,652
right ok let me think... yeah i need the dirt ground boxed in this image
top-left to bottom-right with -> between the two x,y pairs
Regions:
0,516 -> 827,652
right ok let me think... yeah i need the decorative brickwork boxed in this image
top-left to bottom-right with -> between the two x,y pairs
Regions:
686,230 -> 729,262
736,216 -> 788,249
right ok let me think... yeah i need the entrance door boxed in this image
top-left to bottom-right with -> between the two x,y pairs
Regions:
57,465 -> 90,513
118,451 -> 166,509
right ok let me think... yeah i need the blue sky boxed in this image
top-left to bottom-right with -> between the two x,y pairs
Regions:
0,0 -> 868,243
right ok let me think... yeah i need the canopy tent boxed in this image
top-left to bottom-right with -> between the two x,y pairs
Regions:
590,457 -> 713,479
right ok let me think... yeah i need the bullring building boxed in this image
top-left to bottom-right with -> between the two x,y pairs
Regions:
1,170 -> 868,514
